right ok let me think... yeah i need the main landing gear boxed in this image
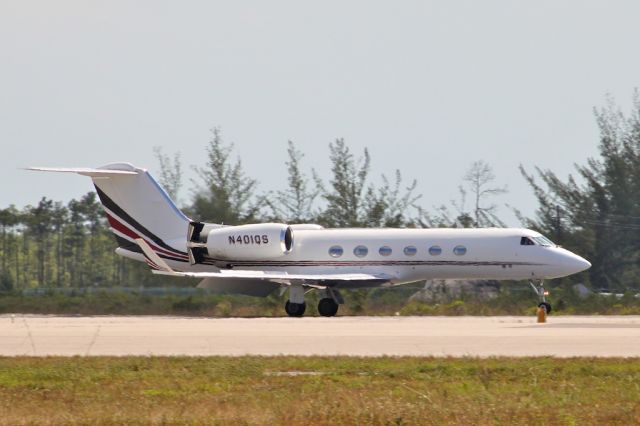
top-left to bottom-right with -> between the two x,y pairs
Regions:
284,286 -> 343,317
285,284 -> 307,317
285,300 -> 306,317
530,280 -> 552,314
317,298 -> 339,317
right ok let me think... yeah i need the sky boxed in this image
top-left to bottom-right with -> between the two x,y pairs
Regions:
2,0 -> 640,225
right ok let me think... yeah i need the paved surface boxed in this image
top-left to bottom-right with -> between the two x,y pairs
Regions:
1,315 -> 640,357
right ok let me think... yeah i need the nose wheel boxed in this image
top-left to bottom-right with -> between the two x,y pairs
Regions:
530,280 -> 552,314
538,302 -> 552,314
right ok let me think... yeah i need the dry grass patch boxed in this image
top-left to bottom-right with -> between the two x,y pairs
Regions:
0,356 -> 639,425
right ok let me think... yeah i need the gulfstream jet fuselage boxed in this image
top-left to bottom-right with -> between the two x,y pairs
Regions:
29,162 -> 591,317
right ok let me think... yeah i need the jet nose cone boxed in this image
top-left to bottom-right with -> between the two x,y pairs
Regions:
576,256 -> 591,272
568,254 -> 591,274
548,249 -> 592,278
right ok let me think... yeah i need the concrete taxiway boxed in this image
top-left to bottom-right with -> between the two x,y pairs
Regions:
1,315 -> 639,357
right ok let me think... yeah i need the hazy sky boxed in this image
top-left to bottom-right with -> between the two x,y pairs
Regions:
2,1 -> 639,225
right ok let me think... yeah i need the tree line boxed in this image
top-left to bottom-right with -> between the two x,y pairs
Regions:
1,92 -> 639,292
521,91 -> 640,292
0,133 -> 505,291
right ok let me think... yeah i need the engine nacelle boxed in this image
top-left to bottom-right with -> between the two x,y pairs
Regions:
205,223 -> 293,260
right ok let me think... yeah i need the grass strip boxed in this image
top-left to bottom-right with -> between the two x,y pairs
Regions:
0,356 -> 639,425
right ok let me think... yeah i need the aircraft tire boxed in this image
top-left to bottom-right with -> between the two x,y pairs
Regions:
538,302 -> 552,314
317,298 -> 339,317
285,300 -> 306,317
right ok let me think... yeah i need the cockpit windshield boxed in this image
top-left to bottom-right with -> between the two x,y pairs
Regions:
520,235 -> 556,247
533,236 -> 555,247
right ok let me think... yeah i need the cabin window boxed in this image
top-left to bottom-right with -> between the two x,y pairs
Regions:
328,245 -> 343,258
453,245 -> 467,256
429,245 -> 442,256
353,245 -> 369,258
403,246 -> 417,256
520,237 -> 536,246
379,246 -> 392,256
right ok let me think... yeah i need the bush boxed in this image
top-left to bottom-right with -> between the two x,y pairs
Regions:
1,283 -> 640,316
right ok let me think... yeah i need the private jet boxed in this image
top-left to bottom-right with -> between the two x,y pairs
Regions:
29,163 -> 591,317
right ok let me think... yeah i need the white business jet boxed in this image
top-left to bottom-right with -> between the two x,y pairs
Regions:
30,163 -> 591,317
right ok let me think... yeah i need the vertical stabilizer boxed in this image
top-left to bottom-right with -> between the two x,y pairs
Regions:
29,163 -> 190,262
92,163 -> 190,262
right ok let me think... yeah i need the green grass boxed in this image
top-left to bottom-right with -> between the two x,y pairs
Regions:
0,357 -> 639,425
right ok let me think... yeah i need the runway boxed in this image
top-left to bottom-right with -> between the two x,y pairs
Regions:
2,315 -> 640,357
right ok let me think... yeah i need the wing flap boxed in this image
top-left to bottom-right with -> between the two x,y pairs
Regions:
154,268 -> 390,282
197,278 -> 280,296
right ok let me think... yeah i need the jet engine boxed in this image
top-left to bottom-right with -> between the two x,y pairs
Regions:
187,222 -> 293,264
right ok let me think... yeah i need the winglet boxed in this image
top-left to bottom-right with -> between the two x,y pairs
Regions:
134,238 -> 174,273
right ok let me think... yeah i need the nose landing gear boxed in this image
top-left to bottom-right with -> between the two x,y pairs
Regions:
530,280 -> 552,318
538,301 -> 552,314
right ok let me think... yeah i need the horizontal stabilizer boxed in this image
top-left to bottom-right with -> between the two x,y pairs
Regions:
27,167 -> 138,177
134,238 -> 174,272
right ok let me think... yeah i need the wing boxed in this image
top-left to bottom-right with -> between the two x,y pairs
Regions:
196,277 -> 281,297
134,238 -> 393,288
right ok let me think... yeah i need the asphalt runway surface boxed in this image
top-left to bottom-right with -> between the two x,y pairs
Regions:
2,315 -> 640,357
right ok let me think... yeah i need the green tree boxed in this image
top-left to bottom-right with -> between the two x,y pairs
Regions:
316,139 -> 425,228
51,202 -> 68,287
191,128 -> 259,224
521,91 -> 640,290
463,160 -> 508,227
318,139 -> 372,227
0,206 -> 18,276
65,197 -> 88,287
267,141 -> 319,223
431,161 -> 506,228
364,170 -> 421,228
0,206 -> 19,290
24,198 -> 54,287
153,146 -> 183,203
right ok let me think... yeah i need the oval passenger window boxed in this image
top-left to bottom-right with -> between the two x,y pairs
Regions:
453,245 -> 467,256
328,245 -> 343,258
353,245 -> 368,258
429,246 -> 442,256
379,246 -> 392,256
403,246 -> 417,256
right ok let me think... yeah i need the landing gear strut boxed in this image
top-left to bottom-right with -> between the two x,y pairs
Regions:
285,284 -> 306,317
529,280 -> 552,314
284,286 -> 343,317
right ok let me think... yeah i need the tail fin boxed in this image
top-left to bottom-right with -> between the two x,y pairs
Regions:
28,163 -> 190,262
